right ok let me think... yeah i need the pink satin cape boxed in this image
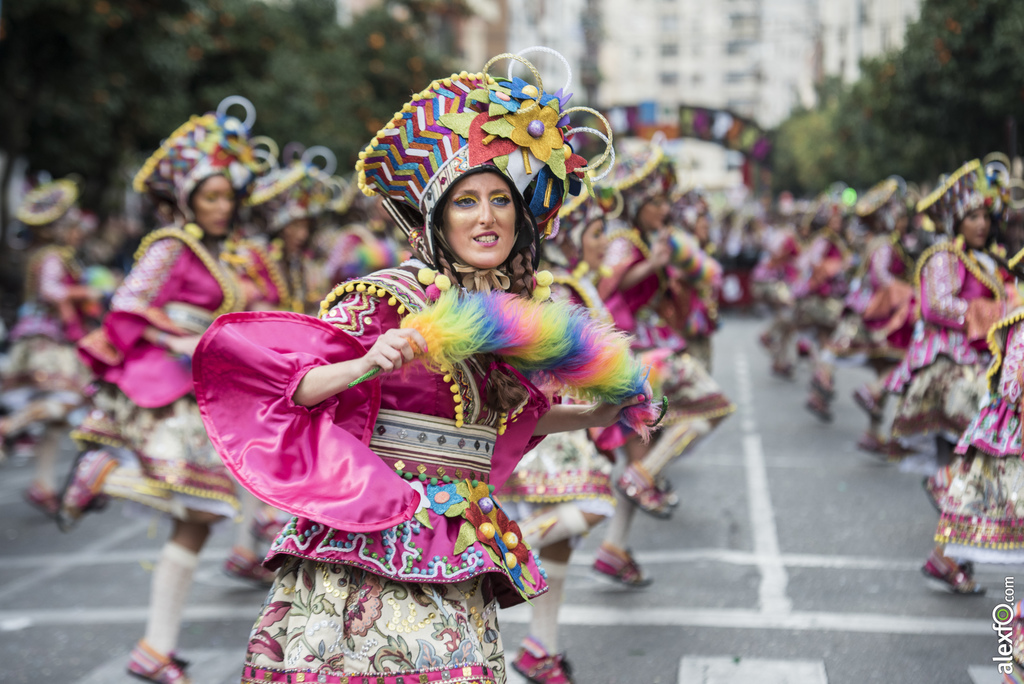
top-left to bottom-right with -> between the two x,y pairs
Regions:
193,311 -> 418,533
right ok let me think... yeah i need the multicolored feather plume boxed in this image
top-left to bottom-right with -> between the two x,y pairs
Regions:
398,289 -> 660,440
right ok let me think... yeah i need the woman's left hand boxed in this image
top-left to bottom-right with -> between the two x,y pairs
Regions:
589,394 -> 648,428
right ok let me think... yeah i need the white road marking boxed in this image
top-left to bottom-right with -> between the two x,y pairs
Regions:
0,603 -> 992,636
679,656 -> 828,684
736,353 -> 792,614
0,519 -> 149,604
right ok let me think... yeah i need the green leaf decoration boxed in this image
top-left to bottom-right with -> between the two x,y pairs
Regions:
468,88 -> 491,103
490,101 -> 512,117
483,544 -> 503,567
453,521 -> 477,555
546,147 -> 566,179
482,118 -> 515,138
438,112 -> 477,138
444,500 -> 470,518
414,508 -> 433,530
454,481 -> 471,498
519,561 -> 535,587
493,155 -> 510,173
583,173 -> 595,197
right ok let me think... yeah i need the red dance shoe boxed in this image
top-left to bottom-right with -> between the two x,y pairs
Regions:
127,640 -> 191,684
24,482 -> 60,517
921,550 -> 985,595
616,464 -> 673,519
57,450 -> 116,531
512,637 -> 575,684
224,546 -> 275,585
591,542 -> 651,589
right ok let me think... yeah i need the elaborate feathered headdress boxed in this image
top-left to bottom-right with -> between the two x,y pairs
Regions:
133,96 -> 262,221
355,47 -> 613,269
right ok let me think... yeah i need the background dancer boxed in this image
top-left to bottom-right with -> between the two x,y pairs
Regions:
592,141 -> 734,587
1,179 -> 100,514
57,98 -> 262,684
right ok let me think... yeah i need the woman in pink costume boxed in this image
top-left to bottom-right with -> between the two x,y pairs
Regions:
923,288 -> 1024,595
2,178 -> 100,513
591,141 -> 734,588
500,186 -> 620,684
57,98 -> 262,684
191,52 -> 645,684
754,216 -> 805,376
786,195 -> 853,420
236,149 -> 337,315
885,161 -> 1015,461
805,178 -> 916,451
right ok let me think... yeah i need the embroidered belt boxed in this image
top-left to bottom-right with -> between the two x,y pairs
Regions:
371,409 -> 496,484
164,302 -> 216,334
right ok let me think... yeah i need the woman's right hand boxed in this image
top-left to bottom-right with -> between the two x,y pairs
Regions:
361,328 -> 429,375
650,233 -> 673,269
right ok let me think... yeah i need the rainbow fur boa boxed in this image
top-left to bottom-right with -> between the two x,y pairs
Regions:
669,230 -> 721,285
401,289 -> 660,441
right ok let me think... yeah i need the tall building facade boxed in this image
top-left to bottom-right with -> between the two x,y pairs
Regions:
817,0 -> 921,83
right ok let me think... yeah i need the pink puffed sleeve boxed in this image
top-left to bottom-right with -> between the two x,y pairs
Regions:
999,324 -> 1024,404
193,310 -> 418,532
111,238 -> 183,313
920,251 -> 967,329
37,253 -> 70,303
869,243 -> 896,289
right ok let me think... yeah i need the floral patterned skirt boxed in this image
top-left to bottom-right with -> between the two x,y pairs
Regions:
499,429 -> 614,516
653,350 -> 735,426
793,295 -> 844,333
890,356 -> 986,441
5,334 -> 90,395
73,383 -> 238,519
244,556 -> 505,684
931,448 -> 1024,563
826,312 -> 904,364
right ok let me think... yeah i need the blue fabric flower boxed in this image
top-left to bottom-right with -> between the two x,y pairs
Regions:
426,483 -> 465,516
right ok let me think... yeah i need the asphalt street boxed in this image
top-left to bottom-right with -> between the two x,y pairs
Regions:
0,315 -> 1013,684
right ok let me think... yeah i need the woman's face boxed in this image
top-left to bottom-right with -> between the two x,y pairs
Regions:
281,218 -> 310,255
580,219 -> 608,270
441,171 -> 517,270
693,214 -> 710,245
191,175 -> 235,237
959,208 -> 990,249
636,198 -> 668,233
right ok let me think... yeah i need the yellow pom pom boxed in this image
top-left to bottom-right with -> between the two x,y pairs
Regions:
532,285 -> 551,301
417,268 -> 436,285
345,283 -> 355,293
535,270 -> 553,287
356,283 -> 367,292
397,305 -> 406,315
443,374 -> 452,382
184,223 -> 204,240
456,420 -> 464,428
388,297 -> 397,306
521,84 -> 539,98
434,274 -> 452,291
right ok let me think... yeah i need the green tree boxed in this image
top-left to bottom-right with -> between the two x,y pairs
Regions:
0,0 -> 450,241
772,0 -> 1024,195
